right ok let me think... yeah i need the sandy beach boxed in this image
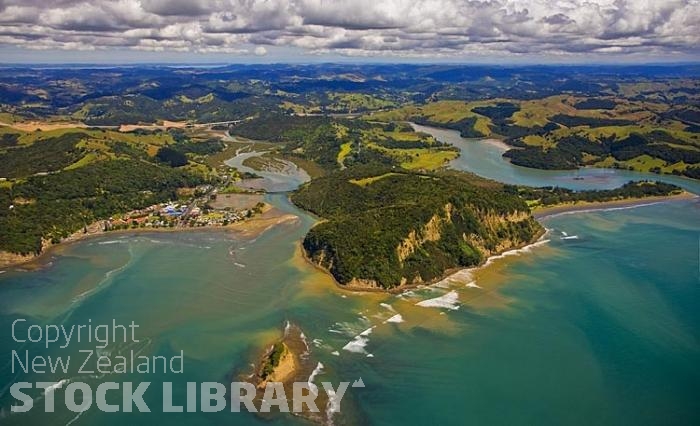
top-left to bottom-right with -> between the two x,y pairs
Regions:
0,206 -> 299,270
532,191 -> 698,219
258,344 -> 298,387
482,138 -> 512,151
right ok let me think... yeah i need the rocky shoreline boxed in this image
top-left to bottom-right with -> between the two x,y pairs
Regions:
299,191 -> 698,294
233,322 -> 332,425
300,225 -> 548,294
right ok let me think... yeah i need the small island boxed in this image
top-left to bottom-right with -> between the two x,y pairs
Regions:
257,341 -> 297,387
237,322 -> 331,424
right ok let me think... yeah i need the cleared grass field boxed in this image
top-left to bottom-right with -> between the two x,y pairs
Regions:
521,134 -> 550,147
8,127 -> 175,150
400,149 -> 458,170
383,129 -> 428,141
337,141 -> 352,166
350,172 -> 402,187
361,126 -> 438,144
352,121 -> 460,171
582,125 -> 700,145
0,126 -> 22,137
327,93 -> 395,112
594,155 -> 688,174
280,101 -> 321,115
64,152 -> 105,170
0,113 -> 20,124
367,100 -> 494,136
365,105 -> 421,122
367,142 -> 458,170
512,96 -> 575,127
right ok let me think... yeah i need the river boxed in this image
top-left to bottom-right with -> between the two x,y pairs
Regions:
0,128 -> 698,425
224,150 -> 310,193
412,123 -> 700,194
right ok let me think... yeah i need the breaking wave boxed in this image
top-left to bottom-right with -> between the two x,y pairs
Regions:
384,314 -> 404,323
342,327 -> 374,354
416,290 -> 460,310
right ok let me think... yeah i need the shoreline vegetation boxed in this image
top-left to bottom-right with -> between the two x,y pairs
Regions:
257,341 -> 297,387
291,162 -> 691,291
2,109 -> 697,291
293,167 -> 547,291
299,225 -> 549,294
518,180 -> 693,216
237,322 -> 331,425
371,96 -> 700,179
3,115 -> 695,290
299,190 -> 696,294
0,206 -> 298,270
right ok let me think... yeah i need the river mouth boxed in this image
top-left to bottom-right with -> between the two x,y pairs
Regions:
1,126 -> 699,425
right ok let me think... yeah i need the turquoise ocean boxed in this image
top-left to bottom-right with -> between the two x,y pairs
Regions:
0,126 -> 698,425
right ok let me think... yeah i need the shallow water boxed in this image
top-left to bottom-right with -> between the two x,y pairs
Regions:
1,129 -> 698,425
412,123 -> 700,194
225,150 -> 310,193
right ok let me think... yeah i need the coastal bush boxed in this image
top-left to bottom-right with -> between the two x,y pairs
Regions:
517,181 -> 682,206
472,103 -> 520,121
0,132 -> 86,178
260,343 -> 285,378
156,147 -> 188,167
0,133 -> 19,148
0,159 -> 205,255
293,168 -> 541,288
504,132 -> 700,171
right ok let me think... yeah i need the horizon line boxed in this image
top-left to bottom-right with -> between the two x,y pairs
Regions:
1,61 -> 700,68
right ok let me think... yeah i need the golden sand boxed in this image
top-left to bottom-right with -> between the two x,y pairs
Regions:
0,205 -> 297,269
533,191 -> 697,219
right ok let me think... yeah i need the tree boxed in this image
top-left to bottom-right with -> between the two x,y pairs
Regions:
155,147 -> 188,167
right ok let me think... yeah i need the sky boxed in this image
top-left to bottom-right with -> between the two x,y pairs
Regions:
0,0 -> 699,64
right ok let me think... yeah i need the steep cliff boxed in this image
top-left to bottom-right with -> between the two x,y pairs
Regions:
293,167 -> 543,289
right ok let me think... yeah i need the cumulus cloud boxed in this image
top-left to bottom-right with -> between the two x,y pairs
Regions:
0,0 -> 697,58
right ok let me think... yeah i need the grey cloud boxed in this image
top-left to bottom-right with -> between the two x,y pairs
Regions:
542,14 -> 574,25
140,0 -> 215,16
0,0 -> 697,58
